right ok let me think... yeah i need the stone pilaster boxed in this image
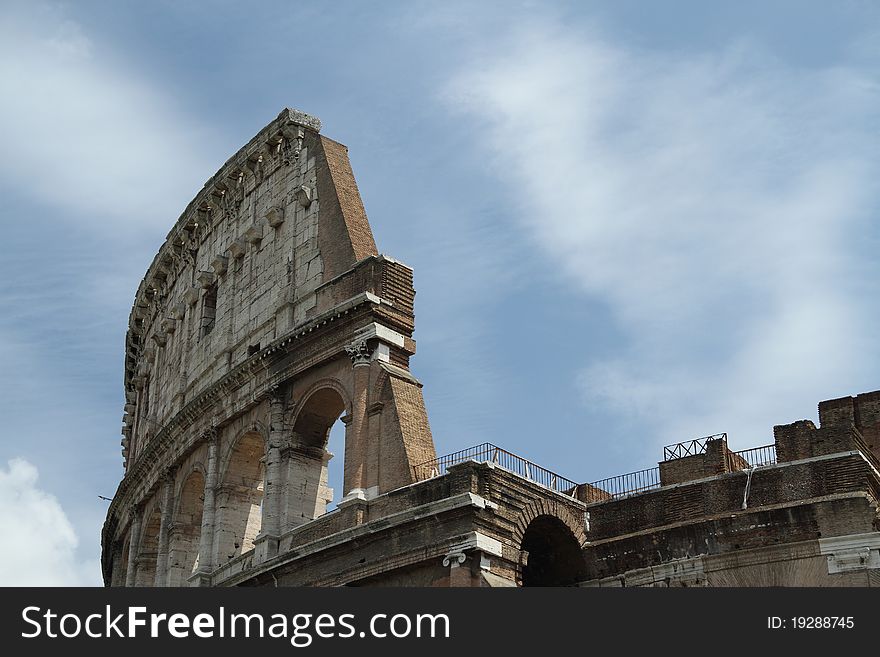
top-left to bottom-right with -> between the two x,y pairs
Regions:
192,429 -> 218,585
125,507 -> 142,587
256,392 -> 287,561
153,468 -> 176,586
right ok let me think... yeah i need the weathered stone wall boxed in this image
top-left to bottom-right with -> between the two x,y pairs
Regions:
103,109 -> 437,587
104,107 -> 880,589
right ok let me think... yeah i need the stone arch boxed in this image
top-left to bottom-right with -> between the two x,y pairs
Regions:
168,468 -> 205,586
286,383 -> 349,524
218,421 -> 269,479
215,430 -> 266,564
513,500 -> 588,587
173,461 -> 206,512
134,504 -> 163,586
292,382 -> 350,448
290,379 -> 352,439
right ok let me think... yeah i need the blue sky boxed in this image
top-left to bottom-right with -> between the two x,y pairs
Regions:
0,0 -> 878,585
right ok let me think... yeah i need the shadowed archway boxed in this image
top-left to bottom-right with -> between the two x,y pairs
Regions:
520,515 -> 587,586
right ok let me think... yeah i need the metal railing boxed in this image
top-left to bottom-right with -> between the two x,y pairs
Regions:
416,439 -> 782,506
731,444 -> 777,469
412,443 -> 580,497
663,433 -> 727,461
583,467 -> 661,503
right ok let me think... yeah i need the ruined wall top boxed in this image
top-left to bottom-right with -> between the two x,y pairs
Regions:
119,108 -> 392,470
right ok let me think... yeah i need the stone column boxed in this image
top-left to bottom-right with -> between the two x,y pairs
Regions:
442,551 -> 473,587
343,339 -> 372,498
153,469 -> 175,586
125,507 -> 142,587
193,429 -> 218,585
257,392 -> 286,560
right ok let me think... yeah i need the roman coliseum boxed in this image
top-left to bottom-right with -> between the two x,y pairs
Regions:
103,109 -> 880,587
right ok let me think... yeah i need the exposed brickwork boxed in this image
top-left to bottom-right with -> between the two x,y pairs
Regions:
103,109 -> 436,587
314,135 -> 377,279
103,108 -> 880,589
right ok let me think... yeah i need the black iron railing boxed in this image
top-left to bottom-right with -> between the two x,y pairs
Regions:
412,443 -> 579,496
663,433 -> 727,461
417,439 -> 784,506
582,467 -> 661,503
731,444 -> 777,468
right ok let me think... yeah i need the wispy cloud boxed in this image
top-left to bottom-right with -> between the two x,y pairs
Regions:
445,22 -> 880,454
0,2 -> 218,582
0,459 -> 100,585
0,1 -> 216,237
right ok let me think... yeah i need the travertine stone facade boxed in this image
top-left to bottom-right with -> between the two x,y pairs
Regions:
102,109 -> 436,586
103,109 -> 880,588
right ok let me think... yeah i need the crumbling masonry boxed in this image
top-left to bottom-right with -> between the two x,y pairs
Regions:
102,109 -> 880,586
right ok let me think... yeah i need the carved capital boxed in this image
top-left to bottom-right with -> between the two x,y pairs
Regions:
442,552 -> 467,568
345,339 -> 372,366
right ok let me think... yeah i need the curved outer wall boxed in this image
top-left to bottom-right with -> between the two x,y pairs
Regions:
102,108 -> 436,586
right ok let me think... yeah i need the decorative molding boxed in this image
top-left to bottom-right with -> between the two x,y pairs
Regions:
442,552 -> 466,568
244,223 -> 264,244
196,271 -> 216,289
266,206 -> 285,228
294,184 -> 313,208
228,238 -> 247,259
820,532 -> 880,574
211,255 -> 229,276
345,339 -> 372,366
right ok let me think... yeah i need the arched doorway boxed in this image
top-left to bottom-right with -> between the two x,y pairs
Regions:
168,470 -> 205,586
520,515 -> 586,586
289,387 -> 346,524
134,506 -> 162,586
215,432 -> 265,564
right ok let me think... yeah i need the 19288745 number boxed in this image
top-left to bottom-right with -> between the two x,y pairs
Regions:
768,617 -> 854,629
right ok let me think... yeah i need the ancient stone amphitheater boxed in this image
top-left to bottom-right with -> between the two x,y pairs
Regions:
103,109 -> 880,587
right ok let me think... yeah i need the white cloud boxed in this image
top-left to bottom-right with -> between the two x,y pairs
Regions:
0,459 -> 100,586
0,2 -> 215,236
446,23 -> 880,454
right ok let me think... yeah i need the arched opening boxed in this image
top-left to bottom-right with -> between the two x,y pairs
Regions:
168,470 -> 205,586
134,506 -> 162,586
325,416 -> 345,511
520,515 -> 586,587
289,387 -> 345,524
215,432 -> 265,564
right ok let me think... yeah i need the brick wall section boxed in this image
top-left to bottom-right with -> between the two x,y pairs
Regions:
228,461 -> 586,587
376,375 -> 437,492
583,496 -> 877,581
774,419 -> 878,469
818,390 -> 880,465
586,454 -> 879,541
314,135 -> 378,279
309,256 -> 416,338
659,437 -> 747,485
379,260 -> 416,317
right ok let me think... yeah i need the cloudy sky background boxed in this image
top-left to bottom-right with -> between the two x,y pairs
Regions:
0,0 -> 877,585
